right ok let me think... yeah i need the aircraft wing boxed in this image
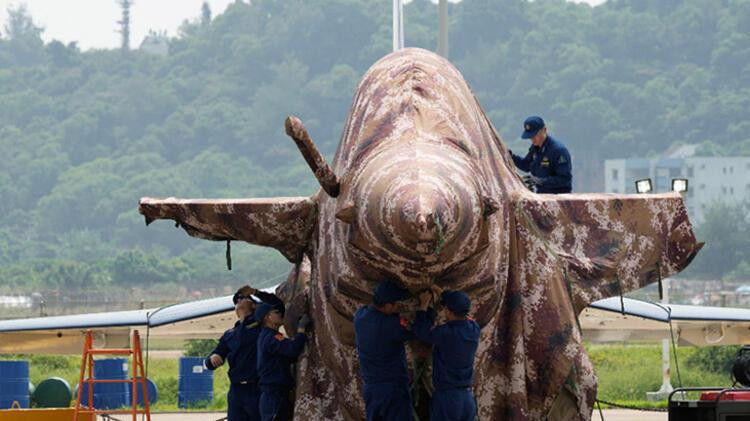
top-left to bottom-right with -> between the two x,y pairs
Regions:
0,295 -> 235,354
0,288 -> 284,353
139,197 -> 317,263
3,292 -> 749,352
583,297 -> 750,346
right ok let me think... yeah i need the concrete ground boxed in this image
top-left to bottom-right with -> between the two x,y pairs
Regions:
103,409 -> 666,420
593,409 -> 667,421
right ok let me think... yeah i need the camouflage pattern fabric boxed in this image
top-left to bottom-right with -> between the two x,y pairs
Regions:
139,48 -> 701,420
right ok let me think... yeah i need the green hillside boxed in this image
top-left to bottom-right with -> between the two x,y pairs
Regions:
1,0 -> 749,297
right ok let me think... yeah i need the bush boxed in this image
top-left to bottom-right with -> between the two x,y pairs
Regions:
183,339 -> 218,357
685,345 -> 740,375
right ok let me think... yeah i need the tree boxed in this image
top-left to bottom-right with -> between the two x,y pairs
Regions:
686,203 -> 750,280
117,0 -> 132,51
201,2 -> 212,26
2,4 -> 45,66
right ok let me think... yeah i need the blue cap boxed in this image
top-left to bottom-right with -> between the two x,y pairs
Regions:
374,280 -> 410,305
232,285 -> 260,305
441,290 -> 471,316
254,303 -> 274,322
521,116 -> 545,139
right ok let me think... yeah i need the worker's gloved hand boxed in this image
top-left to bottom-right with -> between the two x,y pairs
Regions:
297,313 -> 312,330
529,175 -> 544,186
522,175 -> 535,191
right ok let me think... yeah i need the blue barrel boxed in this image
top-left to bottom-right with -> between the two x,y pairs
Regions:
0,360 -> 29,408
134,377 -> 158,406
92,358 -> 129,409
178,357 -> 212,408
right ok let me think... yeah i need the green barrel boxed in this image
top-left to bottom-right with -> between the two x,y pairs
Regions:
32,377 -> 72,408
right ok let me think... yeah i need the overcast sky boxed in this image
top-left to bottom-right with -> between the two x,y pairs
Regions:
0,0 -> 607,50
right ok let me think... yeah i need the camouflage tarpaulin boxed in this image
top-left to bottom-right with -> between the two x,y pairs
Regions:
139,48 -> 701,420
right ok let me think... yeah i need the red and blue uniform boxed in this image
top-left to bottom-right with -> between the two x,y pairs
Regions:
353,305 -> 415,421
414,307 -> 480,421
256,327 -> 306,421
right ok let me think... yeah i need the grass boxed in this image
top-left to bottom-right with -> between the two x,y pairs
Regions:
585,343 -> 734,407
2,343 -> 738,411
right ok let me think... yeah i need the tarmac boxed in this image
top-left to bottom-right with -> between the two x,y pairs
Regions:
114,409 -> 667,420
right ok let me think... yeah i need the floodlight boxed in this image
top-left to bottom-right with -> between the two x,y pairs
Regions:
635,178 -> 653,194
672,178 -> 688,193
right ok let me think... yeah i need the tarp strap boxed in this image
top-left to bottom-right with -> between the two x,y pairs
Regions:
226,240 -> 232,271
657,262 -> 663,301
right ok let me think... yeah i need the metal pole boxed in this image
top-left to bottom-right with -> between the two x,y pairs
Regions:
438,0 -> 448,57
647,278 -> 673,400
659,278 -> 674,394
393,0 -> 404,51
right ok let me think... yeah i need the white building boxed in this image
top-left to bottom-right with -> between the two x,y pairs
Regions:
604,145 -> 750,224
139,30 -> 169,57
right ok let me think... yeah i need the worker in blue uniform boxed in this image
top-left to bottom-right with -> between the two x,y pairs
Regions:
204,285 -> 285,421
353,280 -> 415,421
510,116 -> 572,194
256,302 -> 309,421
414,286 -> 480,421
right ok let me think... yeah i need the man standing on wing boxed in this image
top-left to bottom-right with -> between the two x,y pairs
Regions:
510,116 -> 572,194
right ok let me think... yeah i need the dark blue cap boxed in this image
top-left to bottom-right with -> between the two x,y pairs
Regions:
521,116 -> 545,139
232,285 -> 260,305
374,280 -> 410,304
441,290 -> 471,315
254,303 -> 274,322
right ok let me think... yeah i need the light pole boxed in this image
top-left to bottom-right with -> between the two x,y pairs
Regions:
438,0 -> 448,57
393,0 -> 404,51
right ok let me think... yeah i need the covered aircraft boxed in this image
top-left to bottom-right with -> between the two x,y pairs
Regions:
134,48 -> 704,420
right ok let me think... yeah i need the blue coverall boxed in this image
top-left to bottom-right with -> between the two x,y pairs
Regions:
512,135 -> 572,193
414,307 -> 480,421
353,305 -> 416,421
257,327 -> 306,421
206,291 -> 284,421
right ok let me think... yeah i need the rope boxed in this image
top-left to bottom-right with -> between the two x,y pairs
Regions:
668,310 -> 684,389
226,240 -> 232,271
595,399 -> 604,420
595,398 -> 667,413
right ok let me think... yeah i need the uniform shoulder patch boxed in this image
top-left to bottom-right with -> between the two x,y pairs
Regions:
274,333 -> 284,341
558,155 -> 567,164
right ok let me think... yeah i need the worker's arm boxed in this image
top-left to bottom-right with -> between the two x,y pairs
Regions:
268,332 -> 307,359
512,147 -> 534,172
205,330 -> 231,370
538,149 -> 572,190
413,308 -> 437,344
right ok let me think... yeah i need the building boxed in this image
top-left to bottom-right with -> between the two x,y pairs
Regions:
139,30 -> 169,57
604,145 -> 750,224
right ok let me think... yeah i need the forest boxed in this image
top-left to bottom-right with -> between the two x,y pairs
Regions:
1,0 -> 749,295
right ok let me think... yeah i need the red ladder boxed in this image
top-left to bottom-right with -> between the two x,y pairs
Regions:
73,329 -> 152,421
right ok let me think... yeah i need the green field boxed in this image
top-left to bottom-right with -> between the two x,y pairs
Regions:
2,343 -> 738,411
